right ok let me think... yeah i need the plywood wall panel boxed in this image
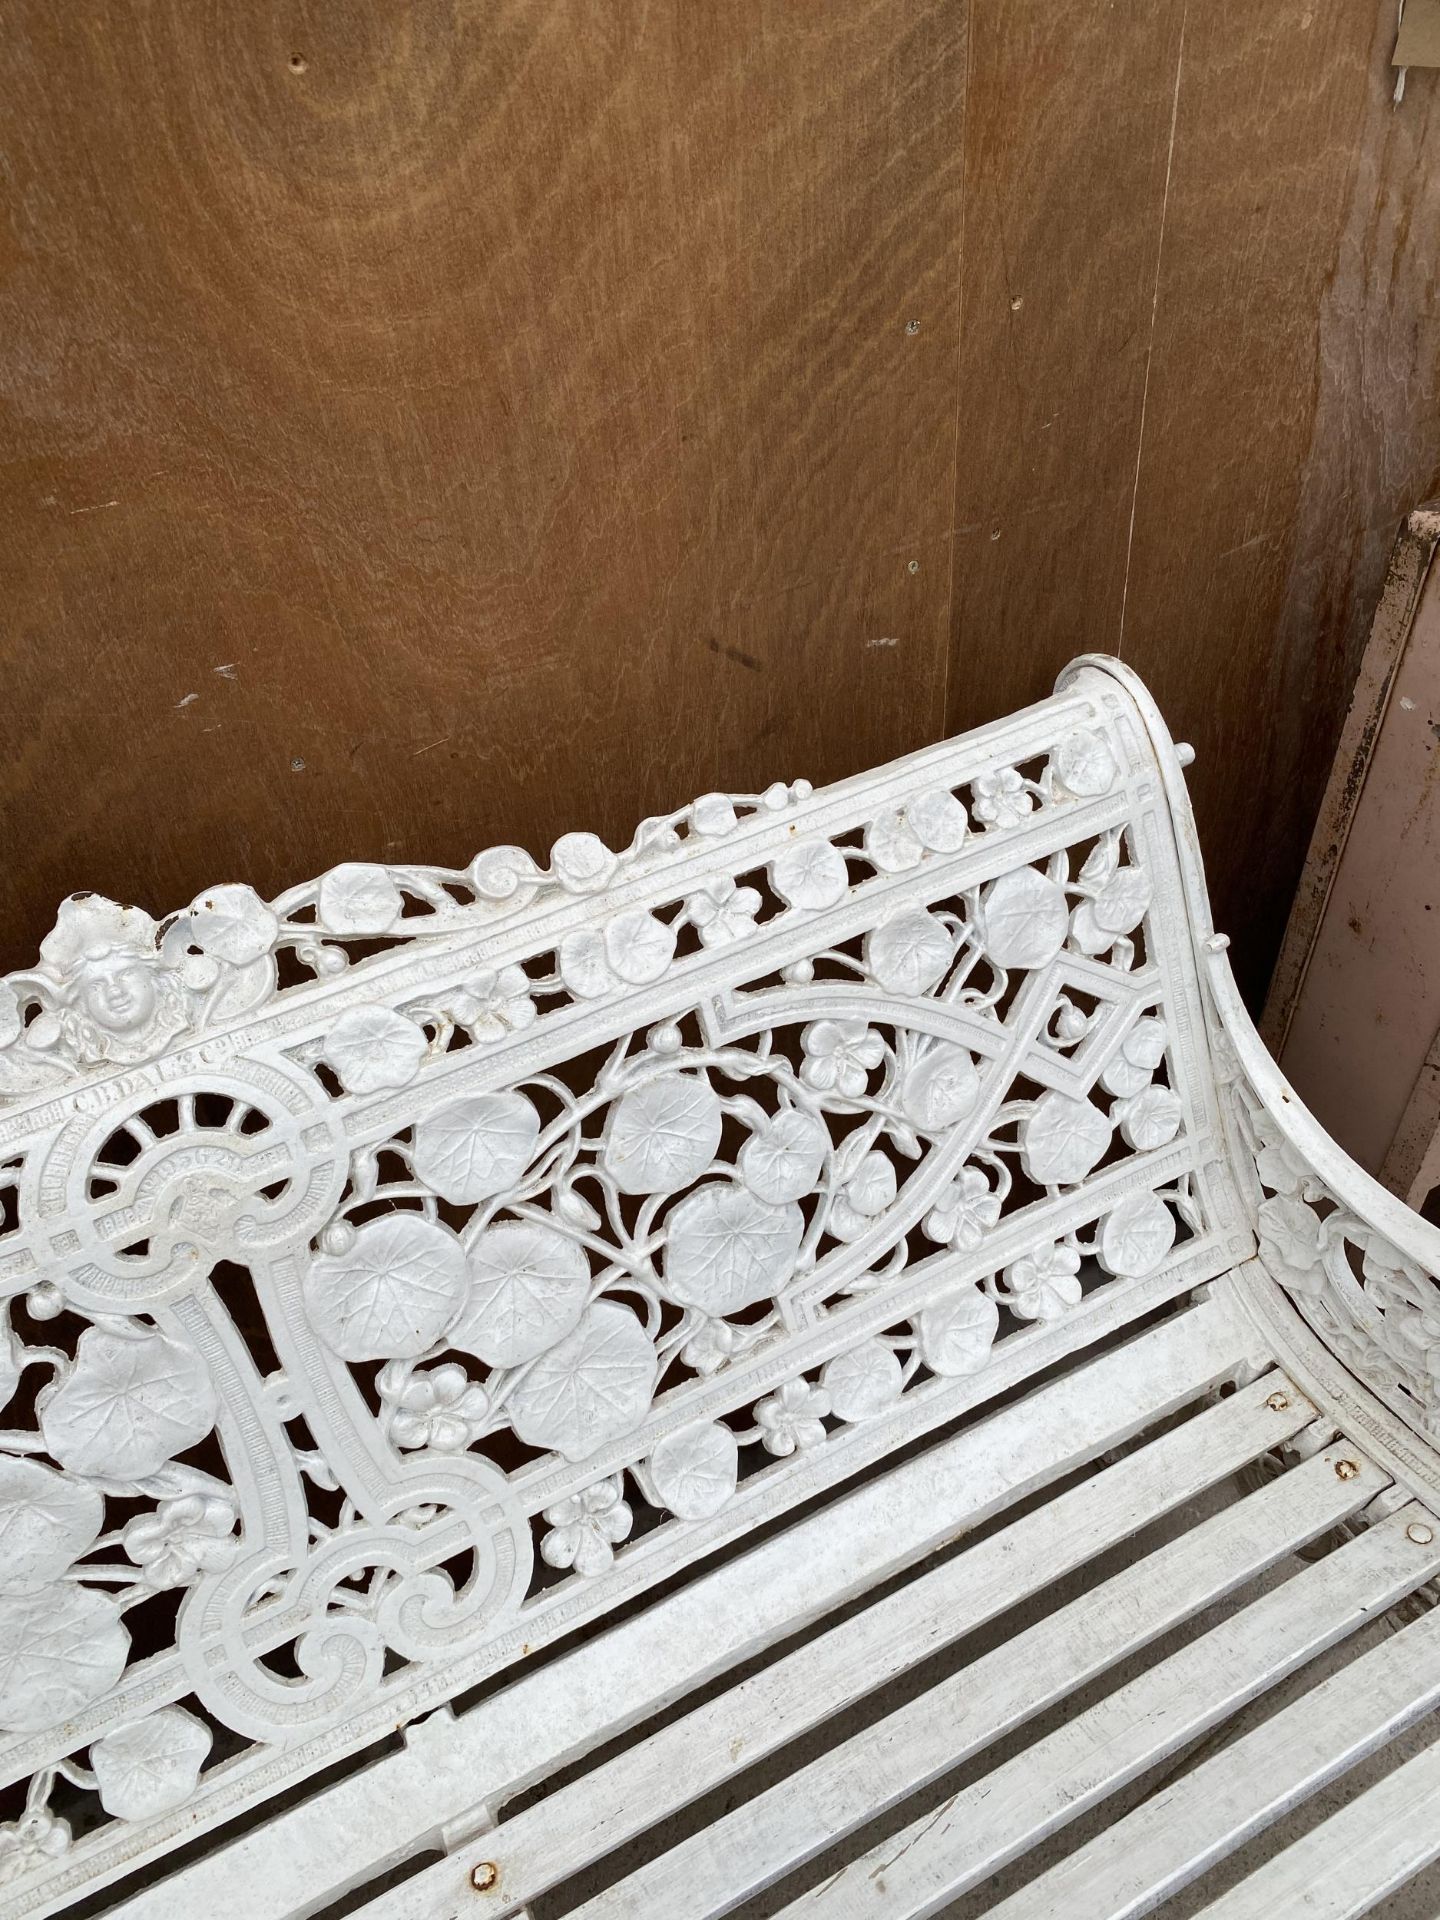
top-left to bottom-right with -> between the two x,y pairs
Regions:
1118,5 -> 1440,1003
0,1 -> 965,973
4,0 -> 1440,1011
946,0 -> 1187,730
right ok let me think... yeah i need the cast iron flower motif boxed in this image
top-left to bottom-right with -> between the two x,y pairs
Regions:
971,766 -> 1033,828
540,1475 -> 632,1576
0,1808 -> 70,1883
924,1166 -> 1001,1252
378,1362 -> 490,1453
123,1493 -> 239,1589
754,1378 -> 830,1456
800,1020 -> 883,1099
686,876 -> 762,948
1003,1242 -> 1082,1321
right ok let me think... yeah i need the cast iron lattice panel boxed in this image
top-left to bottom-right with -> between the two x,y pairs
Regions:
0,668 -> 1266,1909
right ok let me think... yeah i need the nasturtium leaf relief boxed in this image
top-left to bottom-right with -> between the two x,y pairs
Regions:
1100,1018 -> 1168,1097
0,1584 -> 129,1733
663,1183 -> 805,1315
864,811 -> 923,874
824,1194 -> 870,1244
1116,1085 -> 1182,1152
822,1341 -> 903,1421
979,868 -> 1069,969
1099,1191 -> 1176,1277
1072,866 -> 1152,954
844,1151 -> 896,1217
1258,1194 -> 1325,1287
91,1706 -> 213,1821
1021,1093 -> 1112,1187
646,1421 -> 739,1519
184,884 -> 278,965
690,792 -> 738,836
451,1221 -> 591,1368
1255,1135 -> 1311,1198
917,1287 -> 999,1376
1067,902 -> 1110,956
307,1216 -> 466,1361
907,787 -> 969,852
1053,728 -> 1118,797
41,1328 -> 217,1481
508,1301 -> 657,1462
551,831 -> 617,894
1092,865 -> 1151,934
604,910 -> 676,986
902,1044 -> 980,1130
769,840 -> 849,911
864,908 -> 952,996
1079,833 -> 1120,888
411,1092 -> 541,1203
739,1108 -> 829,1204
317,863 -> 404,935
322,1005 -> 427,1094
1098,867 -> 1159,933
558,928 -> 614,999
0,1457 -> 104,1588
603,1076 -> 723,1195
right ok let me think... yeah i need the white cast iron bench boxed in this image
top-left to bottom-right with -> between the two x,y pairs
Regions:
2,656 -> 1439,1920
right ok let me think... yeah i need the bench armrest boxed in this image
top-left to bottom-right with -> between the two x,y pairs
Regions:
1062,654 -> 1440,1459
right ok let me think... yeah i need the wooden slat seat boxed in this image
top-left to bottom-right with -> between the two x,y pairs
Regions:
1193,1732 -> 1440,1920
2,656 -> 1439,1919
990,1586 -> 1440,1920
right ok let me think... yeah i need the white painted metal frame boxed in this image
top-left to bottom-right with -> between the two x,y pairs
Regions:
0,655 -> 1437,1918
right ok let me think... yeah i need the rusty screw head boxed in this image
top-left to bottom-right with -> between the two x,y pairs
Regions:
1407,1521 -> 1435,1546
1265,1391 -> 1290,1412
1334,1459 -> 1361,1480
470,1861 -> 499,1893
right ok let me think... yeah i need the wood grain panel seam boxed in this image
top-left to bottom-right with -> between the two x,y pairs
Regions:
1117,2 -> 1189,661
941,0 -> 975,744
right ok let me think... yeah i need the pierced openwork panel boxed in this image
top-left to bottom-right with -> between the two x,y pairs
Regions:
0,667 -> 1255,1913
1222,1047 -> 1440,1455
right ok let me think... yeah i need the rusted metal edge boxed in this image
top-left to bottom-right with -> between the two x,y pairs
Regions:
1261,502 -> 1440,1055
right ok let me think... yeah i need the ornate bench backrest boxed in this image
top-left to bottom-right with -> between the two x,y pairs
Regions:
0,659 -> 1256,1912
